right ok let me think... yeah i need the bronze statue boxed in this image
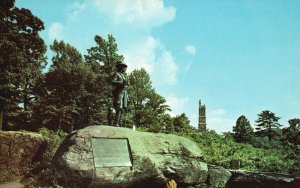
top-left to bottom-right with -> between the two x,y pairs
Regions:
111,61 -> 129,127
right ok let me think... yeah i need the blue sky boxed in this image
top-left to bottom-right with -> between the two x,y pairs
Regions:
17,0 -> 300,133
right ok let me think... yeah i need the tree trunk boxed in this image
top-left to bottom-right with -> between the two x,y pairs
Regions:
268,124 -> 272,144
0,112 -> 2,130
58,114 -> 62,131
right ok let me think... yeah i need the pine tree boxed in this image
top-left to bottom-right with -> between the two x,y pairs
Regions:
33,40 -> 94,132
255,110 -> 282,144
232,115 -> 254,143
84,35 -> 124,124
127,68 -> 170,130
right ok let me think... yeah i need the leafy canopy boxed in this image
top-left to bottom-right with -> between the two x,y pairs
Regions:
0,0 -> 46,129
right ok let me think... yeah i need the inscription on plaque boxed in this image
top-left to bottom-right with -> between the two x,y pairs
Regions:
91,138 -> 132,168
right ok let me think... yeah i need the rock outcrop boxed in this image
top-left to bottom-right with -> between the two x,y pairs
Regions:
226,171 -> 300,188
0,131 -> 47,175
207,164 -> 231,188
52,125 -> 208,187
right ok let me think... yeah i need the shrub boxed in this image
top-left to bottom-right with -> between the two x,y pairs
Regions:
179,130 -> 297,174
38,128 -> 67,164
26,128 -> 67,187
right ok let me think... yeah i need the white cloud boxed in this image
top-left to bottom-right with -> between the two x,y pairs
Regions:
123,36 -> 178,86
93,0 -> 176,28
51,0 -> 178,87
48,22 -> 64,41
123,36 -> 156,73
156,51 -> 178,85
67,1 -> 86,21
165,96 -> 189,117
207,109 -> 235,133
185,45 -> 196,55
211,108 -> 226,116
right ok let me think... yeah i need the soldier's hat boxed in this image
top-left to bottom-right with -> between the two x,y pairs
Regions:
116,61 -> 127,68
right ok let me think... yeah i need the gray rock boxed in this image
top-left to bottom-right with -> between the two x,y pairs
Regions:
226,171 -> 299,188
207,164 -> 231,188
52,125 -> 208,187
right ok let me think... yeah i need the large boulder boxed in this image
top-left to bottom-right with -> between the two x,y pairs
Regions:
0,131 -> 47,178
52,125 -> 208,187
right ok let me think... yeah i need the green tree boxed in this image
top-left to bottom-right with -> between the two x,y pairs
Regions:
173,113 -> 192,133
128,68 -> 170,130
255,110 -> 282,144
84,35 -> 124,123
0,0 -> 47,129
144,92 -> 170,127
283,118 -> 300,145
128,68 -> 152,126
33,40 -> 94,132
233,115 -> 254,143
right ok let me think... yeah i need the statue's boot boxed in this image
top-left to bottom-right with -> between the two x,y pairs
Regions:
114,110 -> 122,127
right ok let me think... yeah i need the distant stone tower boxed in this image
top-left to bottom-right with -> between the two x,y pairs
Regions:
198,100 -> 207,131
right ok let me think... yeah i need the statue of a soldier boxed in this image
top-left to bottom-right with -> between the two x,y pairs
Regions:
111,61 -> 129,127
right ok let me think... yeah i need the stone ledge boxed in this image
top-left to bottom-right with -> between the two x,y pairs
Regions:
0,131 -> 47,175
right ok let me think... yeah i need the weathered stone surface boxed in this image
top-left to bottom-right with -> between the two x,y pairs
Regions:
206,164 -> 231,188
0,131 -> 47,174
52,125 -> 208,187
226,171 -> 299,188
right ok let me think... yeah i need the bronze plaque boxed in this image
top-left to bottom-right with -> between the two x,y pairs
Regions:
91,138 -> 132,168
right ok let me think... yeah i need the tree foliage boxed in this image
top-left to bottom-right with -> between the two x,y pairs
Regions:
255,110 -> 282,144
84,35 -> 124,123
173,113 -> 192,133
233,115 -> 254,143
283,118 -> 300,145
0,0 -> 46,129
128,68 -> 170,130
181,130 -> 296,174
33,40 -> 95,132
